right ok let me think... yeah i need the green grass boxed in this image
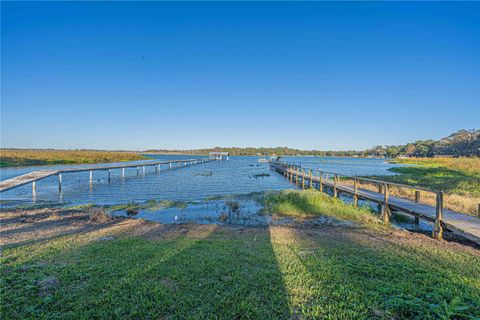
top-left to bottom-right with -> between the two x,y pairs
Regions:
376,166 -> 480,197
385,157 -> 480,197
262,189 -> 380,224
391,157 -> 480,174
1,191 -> 479,318
365,158 -> 480,214
1,225 -> 479,319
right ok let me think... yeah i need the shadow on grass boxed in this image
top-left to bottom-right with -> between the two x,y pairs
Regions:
370,166 -> 480,196
3,220 -> 479,319
273,227 -> 480,319
1,226 -> 291,319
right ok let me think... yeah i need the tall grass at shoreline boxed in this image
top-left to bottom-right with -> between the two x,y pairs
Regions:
0,149 -> 146,167
365,157 -> 480,215
263,189 -> 380,224
391,157 -> 480,174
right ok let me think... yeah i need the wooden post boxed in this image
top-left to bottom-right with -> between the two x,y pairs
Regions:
380,183 -> 391,223
90,171 -> 93,184
333,174 -> 338,198
32,181 -> 37,197
142,166 -> 146,175
58,174 -> 62,192
319,171 -> 323,192
296,168 -> 299,186
122,168 -> 125,178
433,191 -> 444,239
414,190 -> 420,224
353,178 -> 358,207
136,167 -> 140,176
302,169 -> 305,189
289,166 -> 293,182
377,184 -> 383,212
169,163 -> 172,170
108,169 -> 111,182
309,169 -> 313,189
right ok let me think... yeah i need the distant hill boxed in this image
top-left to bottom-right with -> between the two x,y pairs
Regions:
144,129 -> 479,158
434,129 -> 480,156
378,129 -> 480,158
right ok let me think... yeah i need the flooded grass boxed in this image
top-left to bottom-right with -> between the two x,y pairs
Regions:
193,171 -> 213,177
252,172 -> 271,178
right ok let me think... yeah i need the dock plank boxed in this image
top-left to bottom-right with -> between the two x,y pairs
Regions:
0,170 -> 58,192
274,164 -> 480,244
0,158 -> 210,193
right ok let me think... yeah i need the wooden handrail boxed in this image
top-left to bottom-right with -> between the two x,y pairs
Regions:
275,161 -> 439,194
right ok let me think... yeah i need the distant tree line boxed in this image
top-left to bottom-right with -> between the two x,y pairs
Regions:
145,129 -> 480,158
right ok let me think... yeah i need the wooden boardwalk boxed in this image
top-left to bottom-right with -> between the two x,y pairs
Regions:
0,170 -> 58,193
272,162 -> 480,244
0,158 -> 211,193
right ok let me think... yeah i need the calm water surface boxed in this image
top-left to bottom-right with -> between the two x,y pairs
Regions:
0,155 -> 401,207
1,155 -> 416,227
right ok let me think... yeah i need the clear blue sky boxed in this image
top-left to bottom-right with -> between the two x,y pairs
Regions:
2,2 -> 479,150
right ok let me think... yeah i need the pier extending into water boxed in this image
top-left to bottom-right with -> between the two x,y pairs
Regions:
0,158 -> 212,194
271,161 -> 480,244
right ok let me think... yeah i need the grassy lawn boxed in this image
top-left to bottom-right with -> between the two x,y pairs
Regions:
365,157 -> 480,215
0,149 -> 146,167
1,191 -> 479,319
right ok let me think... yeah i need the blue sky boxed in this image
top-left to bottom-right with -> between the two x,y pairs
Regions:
2,2 -> 479,150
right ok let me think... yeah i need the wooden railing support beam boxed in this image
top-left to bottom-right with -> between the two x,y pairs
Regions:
433,191 -> 444,239
414,190 -> 421,224
353,178 -> 358,207
380,183 -> 391,223
333,174 -> 338,198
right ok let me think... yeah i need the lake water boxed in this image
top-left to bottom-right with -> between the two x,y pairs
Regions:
0,155 -> 400,207
0,155 -> 422,228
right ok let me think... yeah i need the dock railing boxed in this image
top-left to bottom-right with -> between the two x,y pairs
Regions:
272,160 -> 445,238
0,158 -> 212,194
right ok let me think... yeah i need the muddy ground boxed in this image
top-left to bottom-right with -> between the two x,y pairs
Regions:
1,207 -> 478,255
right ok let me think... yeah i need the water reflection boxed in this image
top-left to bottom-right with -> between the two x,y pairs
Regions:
1,155 -> 402,208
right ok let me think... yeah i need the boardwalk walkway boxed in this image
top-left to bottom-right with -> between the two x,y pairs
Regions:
272,162 -> 480,244
0,158 -> 210,193
0,170 -> 58,192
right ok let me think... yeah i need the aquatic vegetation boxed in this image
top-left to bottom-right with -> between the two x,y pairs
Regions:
252,172 -> 271,178
0,149 -> 146,167
106,200 -> 189,213
225,201 -> 240,213
194,171 -> 213,177
262,189 -> 380,225
87,208 -> 111,223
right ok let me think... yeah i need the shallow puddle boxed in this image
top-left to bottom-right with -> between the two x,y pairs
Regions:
110,198 -> 293,226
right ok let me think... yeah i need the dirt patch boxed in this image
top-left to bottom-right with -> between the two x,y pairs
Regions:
1,207 -> 478,255
0,207 -> 131,247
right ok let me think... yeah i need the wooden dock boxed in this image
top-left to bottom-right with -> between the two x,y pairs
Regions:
0,158 -> 211,193
271,161 -> 480,244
